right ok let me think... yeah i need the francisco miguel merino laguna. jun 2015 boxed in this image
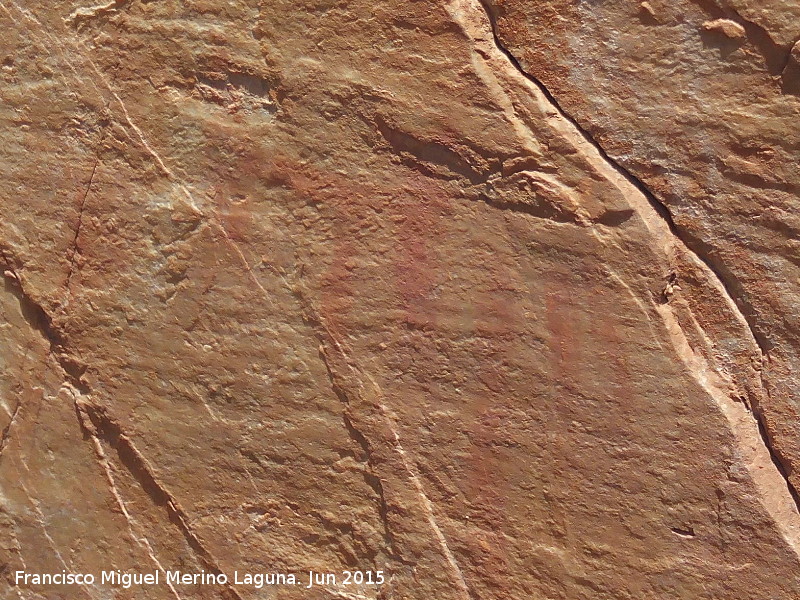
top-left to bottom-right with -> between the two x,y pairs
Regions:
14,569 -> 387,589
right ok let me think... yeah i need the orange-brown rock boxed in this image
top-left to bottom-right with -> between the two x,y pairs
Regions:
1,0 -> 799,598
487,0 -> 800,552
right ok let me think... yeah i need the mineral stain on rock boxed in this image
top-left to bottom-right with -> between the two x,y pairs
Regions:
2,0 -> 800,598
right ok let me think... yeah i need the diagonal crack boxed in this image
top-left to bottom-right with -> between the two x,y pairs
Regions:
1,257 -> 88,392
17,477 -> 98,599
476,0 -> 799,511
74,400 -> 244,600
477,0 -> 772,354
0,402 -> 21,463
77,403 -> 185,600
1,242 -> 234,597
65,156 -> 99,292
292,284 -> 474,599
291,285 -> 407,566
375,115 -> 490,185
2,250 -> 235,598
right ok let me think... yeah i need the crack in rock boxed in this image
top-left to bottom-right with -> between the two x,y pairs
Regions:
290,283 -> 473,598
1,249 -> 237,597
1,259 -> 88,393
74,400 -> 244,600
0,401 -> 21,463
475,0 -> 800,513
293,285 -> 407,566
65,156 -> 99,292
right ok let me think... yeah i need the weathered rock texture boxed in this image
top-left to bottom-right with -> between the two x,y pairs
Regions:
487,0 -> 800,503
1,0 -> 799,598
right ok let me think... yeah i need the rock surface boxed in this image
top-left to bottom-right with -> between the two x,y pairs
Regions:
487,0 -> 800,505
1,0 -> 799,599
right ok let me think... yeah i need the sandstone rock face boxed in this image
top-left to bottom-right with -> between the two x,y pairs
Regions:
487,0 -> 800,503
1,1 -> 799,599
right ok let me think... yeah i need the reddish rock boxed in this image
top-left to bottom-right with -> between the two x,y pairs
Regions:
2,0 -> 800,598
